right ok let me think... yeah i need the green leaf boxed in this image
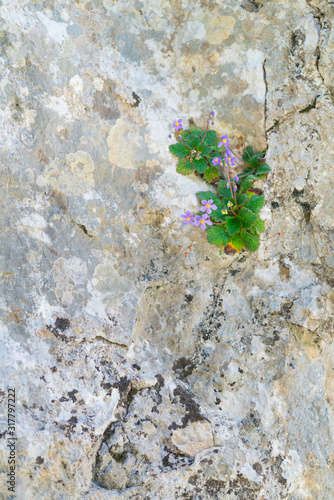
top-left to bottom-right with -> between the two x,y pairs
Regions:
241,230 -> 260,252
242,146 -> 254,161
203,166 -> 220,182
176,158 -> 194,175
193,158 -> 208,174
236,193 -> 248,205
190,128 -> 204,138
207,226 -> 230,247
184,134 -> 201,148
196,191 -> 221,206
254,218 -> 265,234
225,216 -> 242,236
169,142 -> 190,158
196,143 -> 212,155
240,176 -> 254,192
245,195 -> 265,213
218,180 -> 233,199
203,130 -> 217,145
251,156 -> 260,169
230,234 -> 245,252
239,207 -> 258,228
210,203 -> 228,222
256,164 -> 271,175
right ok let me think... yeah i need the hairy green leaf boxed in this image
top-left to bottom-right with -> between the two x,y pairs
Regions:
239,207 -> 258,228
240,176 -> 254,191
210,203 -> 228,222
218,180 -> 233,199
241,230 -> 260,252
254,218 -> 265,234
236,193 -> 248,205
256,164 -> 271,175
225,216 -> 242,236
203,130 -> 217,145
169,142 -> 190,158
230,234 -> 245,252
193,158 -> 208,174
176,158 -> 194,175
203,166 -> 220,182
242,146 -> 254,161
190,128 -> 204,138
245,195 -> 265,213
196,143 -> 212,155
184,134 -> 201,148
207,226 -> 230,247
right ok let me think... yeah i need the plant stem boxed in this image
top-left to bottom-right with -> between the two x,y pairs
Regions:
201,122 -> 209,143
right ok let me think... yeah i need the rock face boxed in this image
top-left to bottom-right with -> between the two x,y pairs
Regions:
0,0 -> 333,499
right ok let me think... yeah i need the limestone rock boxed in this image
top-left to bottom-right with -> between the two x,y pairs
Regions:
0,0 -> 334,498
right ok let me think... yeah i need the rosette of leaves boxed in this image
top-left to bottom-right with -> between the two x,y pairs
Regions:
239,146 -> 271,180
196,176 -> 266,252
169,127 -> 227,183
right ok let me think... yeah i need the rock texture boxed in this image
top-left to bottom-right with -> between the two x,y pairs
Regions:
0,0 -> 333,499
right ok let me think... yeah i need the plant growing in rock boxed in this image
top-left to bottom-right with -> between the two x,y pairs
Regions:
169,113 -> 272,254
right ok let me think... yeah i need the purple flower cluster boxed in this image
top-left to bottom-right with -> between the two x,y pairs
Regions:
181,199 -> 217,230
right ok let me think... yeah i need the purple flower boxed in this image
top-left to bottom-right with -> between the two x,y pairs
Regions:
211,121 -> 214,125
234,185 -> 237,191
168,134 -> 172,138
173,119 -> 183,131
192,214 -> 213,230
200,199 -> 217,214
234,175 -> 239,182
211,111 -> 215,116
226,183 -> 229,189
178,135 -> 182,139
181,211 -> 194,224
218,134 -> 230,148
212,157 -> 221,166
224,154 -> 236,167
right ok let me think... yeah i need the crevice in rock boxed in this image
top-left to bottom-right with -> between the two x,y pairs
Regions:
70,218 -> 94,238
263,58 -> 268,148
298,95 -> 320,113
93,336 -> 129,349
306,0 -> 334,102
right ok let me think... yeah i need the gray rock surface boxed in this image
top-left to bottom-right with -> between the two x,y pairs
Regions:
0,0 -> 333,499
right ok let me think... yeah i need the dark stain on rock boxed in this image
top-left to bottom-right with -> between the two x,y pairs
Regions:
59,416 -> 78,439
36,456 -> 44,465
271,201 -> 279,209
185,294 -> 193,303
300,202 -> 312,223
55,317 -> 70,331
204,478 -> 226,496
292,188 -> 304,198
172,357 -> 196,379
131,91 -> 141,108
68,389 -> 78,403
173,385 -> 206,427
228,472 -> 262,498
47,318 -> 72,342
